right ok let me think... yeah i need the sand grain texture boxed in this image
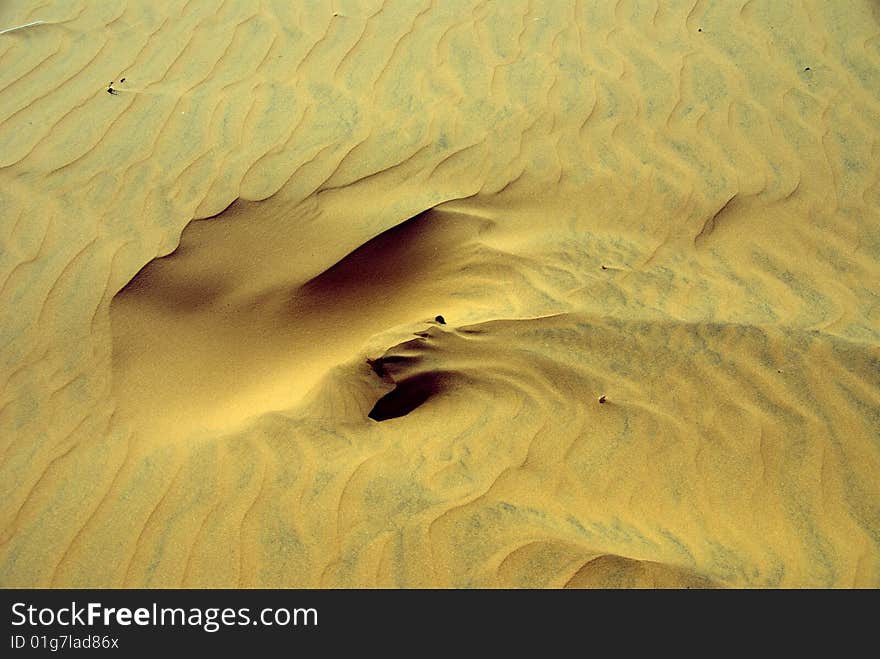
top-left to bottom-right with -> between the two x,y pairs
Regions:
1,0 -> 879,587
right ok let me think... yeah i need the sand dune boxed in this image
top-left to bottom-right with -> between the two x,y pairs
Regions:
1,0 -> 879,587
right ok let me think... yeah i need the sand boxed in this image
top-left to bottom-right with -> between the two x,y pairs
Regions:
1,0 -> 878,588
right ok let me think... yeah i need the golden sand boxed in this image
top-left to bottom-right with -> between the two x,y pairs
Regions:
1,0 -> 878,587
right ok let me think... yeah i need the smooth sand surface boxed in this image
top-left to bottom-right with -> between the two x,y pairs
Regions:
1,0 -> 879,587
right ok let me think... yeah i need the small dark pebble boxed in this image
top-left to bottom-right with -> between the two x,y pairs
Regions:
120,77 -> 126,83
601,265 -> 608,270
698,28 -> 702,32
599,395 -> 607,404
435,315 -> 446,324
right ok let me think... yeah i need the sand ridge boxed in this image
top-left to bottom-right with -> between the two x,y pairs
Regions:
1,0 -> 879,587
